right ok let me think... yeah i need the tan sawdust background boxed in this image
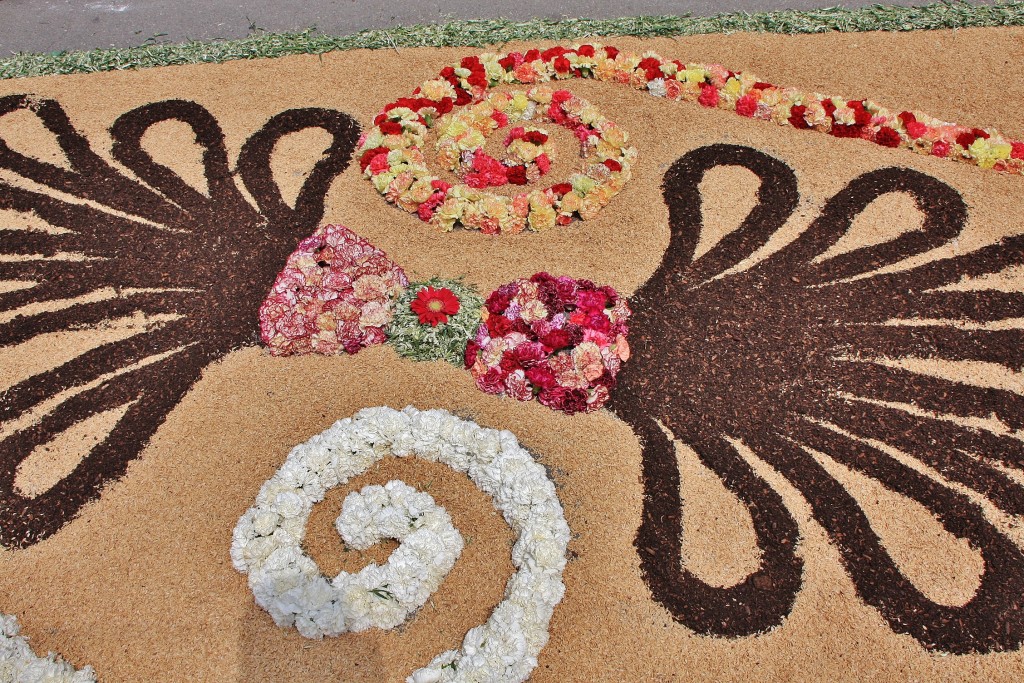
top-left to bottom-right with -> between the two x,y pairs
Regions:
0,27 -> 1023,681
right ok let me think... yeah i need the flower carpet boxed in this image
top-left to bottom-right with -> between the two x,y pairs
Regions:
1,23 -> 1024,682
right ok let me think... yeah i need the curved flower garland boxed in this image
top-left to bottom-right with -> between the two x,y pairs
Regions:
231,406 -> 570,683
359,44 -> 1022,234
359,85 -> 635,234
387,278 -> 485,365
0,614 -> 96,682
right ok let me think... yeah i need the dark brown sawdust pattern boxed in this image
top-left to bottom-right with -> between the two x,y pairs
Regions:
0,94 -> 359,546
611,143 -> 1024,653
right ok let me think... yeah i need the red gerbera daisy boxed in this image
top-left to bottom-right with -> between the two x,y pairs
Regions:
410,286 -> 461,326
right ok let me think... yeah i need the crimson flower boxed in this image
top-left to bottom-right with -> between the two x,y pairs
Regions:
410,286 -> 461,326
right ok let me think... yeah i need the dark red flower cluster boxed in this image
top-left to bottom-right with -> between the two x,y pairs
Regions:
466,273 -> 632,415
956,128 -> 991,150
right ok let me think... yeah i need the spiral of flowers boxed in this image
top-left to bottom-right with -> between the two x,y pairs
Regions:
359,45 -> 1022,234
0,614 -> 96,682
358,81 -> 635,234
231,406 -> 570,683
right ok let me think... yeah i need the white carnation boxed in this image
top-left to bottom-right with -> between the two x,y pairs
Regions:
0,613 -> 96,682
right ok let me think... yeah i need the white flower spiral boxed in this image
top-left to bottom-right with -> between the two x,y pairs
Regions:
231,406 -> 570,683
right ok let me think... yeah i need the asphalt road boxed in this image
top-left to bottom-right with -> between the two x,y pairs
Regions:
0,0 -> 930,55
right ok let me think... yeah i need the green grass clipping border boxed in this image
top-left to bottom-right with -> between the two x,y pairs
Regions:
2,1 -> 1023,79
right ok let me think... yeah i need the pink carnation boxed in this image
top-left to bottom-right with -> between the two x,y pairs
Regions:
931,140 -> 951,158
259,225 -> 408,356
368,153 -> 391,175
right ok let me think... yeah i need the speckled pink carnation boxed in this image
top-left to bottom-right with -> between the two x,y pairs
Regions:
259,224 -> 408,356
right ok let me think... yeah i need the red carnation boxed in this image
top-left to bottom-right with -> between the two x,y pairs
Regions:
523,131 -> 549,145
487,314 -> 514,337
464,340 -> 480,370
905,121 -> 928,139
638,57 -> 661,72
379,121 -> 403,136
956,132 -> 977,149
698,84 -> 719,108
409,286 -> 461,327
577,289 -> 608,311
554,56 -> 572,74
551,183 -> 574,196
542,329 -> 571,351
542,46 -> 568,61
467,72 -> 488,89
577,44 -> 596,57
552,90 -> 574,105
788,105 -> 811,130
525,365 -> 558,390
875,126 -> 902,148
603,158 -> 622,172
515,342 -> 549,367
735,95 -> 757,118
603,46 -> 619,59
499,354 -> 522,373
498,55 -> 516,70
932,140 -> 951,158
548,102 -> 567,123
506,165 -> 528,185
538,386 -> 590,415
486,287 -> 515,314
1012,142 -> 1024,160
898,111 -> 916,125
530,271 -> 554,285
359,147 -> 389,172
849,101 -> 871,127
831,124 -> 863,139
